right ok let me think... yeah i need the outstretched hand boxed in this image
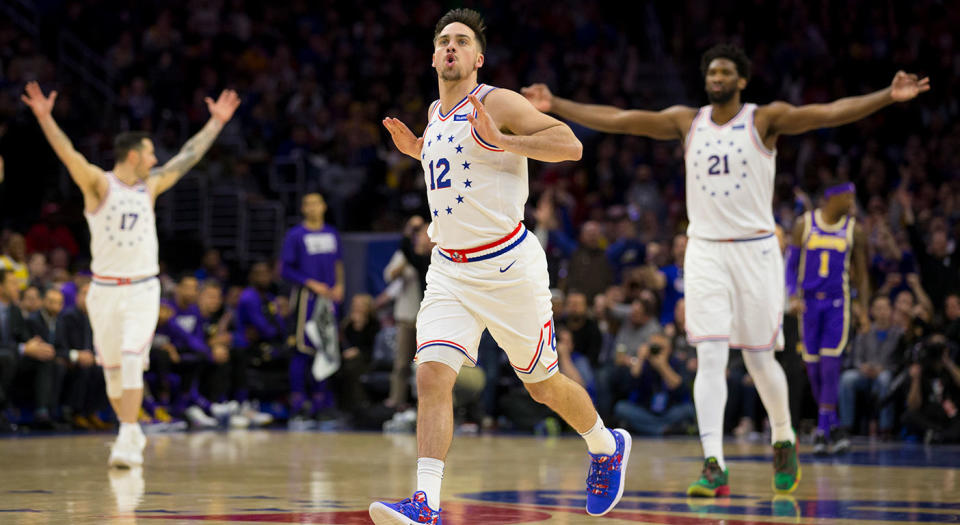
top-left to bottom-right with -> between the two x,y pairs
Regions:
520,83 -> 553,113
890,71 -> 931,102
382,117 -> 424,160
466,94 -> 504,147
205,89 -> 241,124
21,81 -> 57,119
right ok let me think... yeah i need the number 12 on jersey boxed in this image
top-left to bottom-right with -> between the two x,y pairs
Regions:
429,158 -> 451,190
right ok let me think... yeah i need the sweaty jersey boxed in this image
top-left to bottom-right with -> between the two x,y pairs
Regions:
421,83 -> 528,249
84,172 -> 159,277
684,103 -> 777,240
798,210 -> 854,299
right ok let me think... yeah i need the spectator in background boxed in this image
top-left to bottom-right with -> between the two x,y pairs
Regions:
652,234 -> 686,325
944,293 -> 960,345
194,248 -> 230,283
560,291 -> 603,372
60,271 -> 92,310
20,286 -> 42,318
337,294 -> 380,415
0,269 -> 25,432
606,217 -> 645,284
0,233 -> 28,290
870,222 -> 915,301
55,282 -> 107,430
25,203 -> 79,257
899,188 -> 959,314
26,287 -> 66,428
563,221 -> 613,303
613,295 -> 662,358
26,253 -> 49,290
235,262 -> 288,362
840,296 -> 903,437
903,337 -> 960,444
612,332 -> 695,436
383,216 -> 427,409
281,193 -> 344,419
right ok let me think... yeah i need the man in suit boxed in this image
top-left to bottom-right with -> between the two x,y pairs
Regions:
25,287 -> 65,428
55,282 -> 106,429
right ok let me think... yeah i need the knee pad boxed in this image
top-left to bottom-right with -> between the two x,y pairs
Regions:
121,353 -> 145,390
104,367 -> 123,399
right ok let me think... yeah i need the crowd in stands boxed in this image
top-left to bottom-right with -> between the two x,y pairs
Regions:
0,1 -> 958,443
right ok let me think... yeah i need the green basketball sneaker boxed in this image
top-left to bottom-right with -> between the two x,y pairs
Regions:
773,440 -> 801,494
686,457 -> 730,497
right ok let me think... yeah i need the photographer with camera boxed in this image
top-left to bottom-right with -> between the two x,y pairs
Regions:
902,335 -> 960,444
611,332 -> 696,436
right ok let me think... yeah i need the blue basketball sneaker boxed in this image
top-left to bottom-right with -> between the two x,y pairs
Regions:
369,491 -> 442,524
585,428 -> 632,516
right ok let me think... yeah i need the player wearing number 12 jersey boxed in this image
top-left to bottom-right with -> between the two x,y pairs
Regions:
374,8 -> 633,524
22,81 -> 239,468
524,43 -> 929,496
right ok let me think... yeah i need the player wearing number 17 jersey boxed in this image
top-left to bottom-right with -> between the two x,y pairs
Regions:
374,8 -> 632,524
22,81 -> 239,468
523,43 -> 929,496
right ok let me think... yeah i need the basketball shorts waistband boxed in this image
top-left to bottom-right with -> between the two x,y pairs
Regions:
437,223 -> 527,263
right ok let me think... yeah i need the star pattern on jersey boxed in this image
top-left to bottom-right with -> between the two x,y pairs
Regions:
692,135 -> 750,199
423,121 -> 482,222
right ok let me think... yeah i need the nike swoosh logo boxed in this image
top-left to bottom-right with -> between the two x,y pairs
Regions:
500,260 -> 517,273
761,249 -> 772,255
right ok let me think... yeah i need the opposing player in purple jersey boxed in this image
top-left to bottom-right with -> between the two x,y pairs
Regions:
787,181 -> 869,455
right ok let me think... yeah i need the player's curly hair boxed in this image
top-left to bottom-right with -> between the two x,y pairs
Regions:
700,43 -> 752,81
435,8 -> 487,54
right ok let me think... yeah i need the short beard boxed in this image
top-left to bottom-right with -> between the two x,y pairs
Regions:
706,87 -> 736,104
440,68 -> 463,81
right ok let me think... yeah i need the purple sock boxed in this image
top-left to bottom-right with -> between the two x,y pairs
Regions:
805,360 -> 822,404
818,355 -> 842,437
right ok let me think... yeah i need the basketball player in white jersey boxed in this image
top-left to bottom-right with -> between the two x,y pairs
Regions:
523,44 -> 929,496
372,9 -> 631,523
21,81 -> 239,467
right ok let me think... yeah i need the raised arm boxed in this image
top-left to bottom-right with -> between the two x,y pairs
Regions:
21,82 -> 105,196
521,83 -> 695,140
468,89 -> 581,162
147,89 -> 240,197
763,71 -> 930,138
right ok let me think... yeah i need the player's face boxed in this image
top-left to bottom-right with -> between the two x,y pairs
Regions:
704,58 -> 746,104
433,22 -> 483,82
302,194 -> 326,222
131,139 -> 158,180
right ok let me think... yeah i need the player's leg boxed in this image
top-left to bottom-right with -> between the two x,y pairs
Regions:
478,238 -> 628,516
684,238 -> 734,497
819,297 -> 851,454
369,270 -> 482,524
730,237 -> 799,493
799,300 -> 828,453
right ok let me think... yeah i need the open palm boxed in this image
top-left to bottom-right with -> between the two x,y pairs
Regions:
890,71 -> 931,102
21,81 -> 57,118
205,89 -> 241,124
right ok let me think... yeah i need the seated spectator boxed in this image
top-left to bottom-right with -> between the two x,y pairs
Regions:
902,337 -> 960,444
0,233 -> 29,290
55,282 -> 108,430
944,293 -> 960,346
612,333 -> 696,436
0,269 -> 30,432
337,294 -> 380,415
563,221 -> 613,303
559,291 -> 603,370
840,296 -> 903,436
25,287 -> 66,428
20,286 -> 42,318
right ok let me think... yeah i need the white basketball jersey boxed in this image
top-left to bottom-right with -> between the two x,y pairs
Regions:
421,84 -> 528,249
84,172 -> 159,277
684,103 -> 777,240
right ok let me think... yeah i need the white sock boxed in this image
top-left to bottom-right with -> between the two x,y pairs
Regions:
742,351 -> 796,445
417,457 -> 444,510
580,415 -> 617,455
694,341 -> 729,470
119,422 -> 138,437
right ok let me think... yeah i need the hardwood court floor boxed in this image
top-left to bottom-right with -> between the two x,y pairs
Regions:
0,430 -> 957,524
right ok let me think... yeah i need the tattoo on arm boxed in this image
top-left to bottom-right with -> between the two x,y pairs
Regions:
153,119 -> 223,179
